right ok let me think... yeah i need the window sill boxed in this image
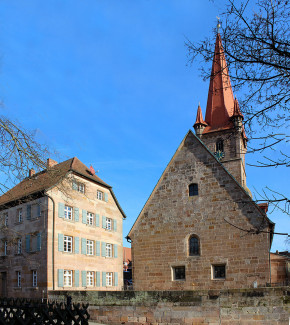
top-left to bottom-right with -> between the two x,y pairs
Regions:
211,278 -> 226,281
172,279 -> 186,282
14,253 -> 23,256
13,287 -> 22,290
28,286 -> 39,290
14,222 -> 23,225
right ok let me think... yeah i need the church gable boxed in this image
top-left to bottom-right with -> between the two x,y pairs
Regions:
129,130 -> 269,239
129,131 -> 271,290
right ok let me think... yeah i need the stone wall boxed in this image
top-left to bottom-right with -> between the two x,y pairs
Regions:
49,287 -> 290,324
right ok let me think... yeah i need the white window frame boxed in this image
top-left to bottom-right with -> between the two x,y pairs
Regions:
18,209 -> 23,223
97,191 -> 103,201
17,271 -> 21,287
106,272 -> 113,286
87,271 -> 94,287
106,243 -> 112,258
86,240 -> 94,255
4,241 -> 7,256
4,213 -> 8,227
17,238 -> 22,254
87,212 -> 94,226
64,206 -> 73,220
32,270 -> 37,287
64,236 -> 73,253
106,217 -> 112,230
63,270 -> 72,287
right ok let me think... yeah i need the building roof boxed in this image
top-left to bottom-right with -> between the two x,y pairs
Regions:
0,157 -> 126,218
194,104 -> 207,127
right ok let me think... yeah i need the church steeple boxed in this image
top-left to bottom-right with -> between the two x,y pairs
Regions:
203,33 -> 235,133
193,30 -> 248,189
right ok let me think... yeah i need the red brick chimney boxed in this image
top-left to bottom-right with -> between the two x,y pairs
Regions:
47,158 -> 58,168
29,169 -> 35,177
258,203 -> 268,214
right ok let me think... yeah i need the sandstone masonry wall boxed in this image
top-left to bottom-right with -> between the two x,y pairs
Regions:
49,287 -> 290,325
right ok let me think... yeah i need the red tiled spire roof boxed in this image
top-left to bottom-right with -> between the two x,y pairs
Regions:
203,33 -> 235,133
194,104 -> 207,127
232,97 -> 244,119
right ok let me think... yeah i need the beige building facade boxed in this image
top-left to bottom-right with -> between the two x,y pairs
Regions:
0,157 -> 125,298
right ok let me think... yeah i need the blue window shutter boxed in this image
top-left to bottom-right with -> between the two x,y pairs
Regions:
37,204 -> 41,217
102,272 -> 106,287
74,237 -> 79,254
96,241 -> 100,256
58,234 -> 64,252
96,271 -> 100,287
102,216 -> 106,229
114,244 -> 118,258
72,181 -> 77,190
101,242 -> 106,257
95,214 -> 99,227
58,203 -> 64,218
82,210 -> 87,224
37,233 -> 41,251
74,270 -> 79,287
81,238 -> 86,254
81,271 -> 86,287
27,205 -> 31,220
74,208 -> 79,222
104,193 -> 108,202
58,269 -> 64,287
113,219 -> 117,232
25,235 -> 30,253
114,272 -> 118,286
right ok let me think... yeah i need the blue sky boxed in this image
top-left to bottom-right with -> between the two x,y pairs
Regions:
0,0 -> 288,251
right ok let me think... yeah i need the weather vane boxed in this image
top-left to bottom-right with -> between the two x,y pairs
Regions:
217,16 -> 221,33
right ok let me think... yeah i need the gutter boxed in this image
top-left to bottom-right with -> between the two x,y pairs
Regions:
45,192 -> 55,291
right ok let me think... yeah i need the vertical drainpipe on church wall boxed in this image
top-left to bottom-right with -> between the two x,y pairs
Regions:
45,193 -> 55,291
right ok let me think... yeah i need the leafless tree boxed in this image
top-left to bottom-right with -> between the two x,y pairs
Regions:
0,117 -> 49,195
185,0 -> 289,215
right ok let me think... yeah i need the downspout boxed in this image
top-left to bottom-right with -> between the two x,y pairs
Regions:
45,193 -> 55,291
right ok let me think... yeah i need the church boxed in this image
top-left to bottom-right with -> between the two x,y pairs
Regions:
127,33 -> 274,290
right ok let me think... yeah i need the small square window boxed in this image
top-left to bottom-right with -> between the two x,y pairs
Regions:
189,183 -> 198,196
172,266 -> 185,281
212,264 -> 226,279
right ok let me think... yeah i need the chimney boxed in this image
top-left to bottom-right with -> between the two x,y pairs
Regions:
258,203 -> 268,214
47,158 -> 58,168
29,169 -> 35,177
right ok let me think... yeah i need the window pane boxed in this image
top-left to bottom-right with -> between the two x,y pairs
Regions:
189,236 -> 199,255
189,184 -> 198,196
213,265 -> 226,279
173,266 -> 185,280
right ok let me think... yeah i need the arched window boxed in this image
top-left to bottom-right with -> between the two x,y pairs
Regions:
216,139 -> 224,152
189,235 -> 200,256
189,183 -> 198,196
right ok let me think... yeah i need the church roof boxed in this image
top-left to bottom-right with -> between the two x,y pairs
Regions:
203,33 -> 235,134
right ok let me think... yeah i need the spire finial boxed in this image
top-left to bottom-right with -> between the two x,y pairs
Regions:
217,17 -> 221,34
